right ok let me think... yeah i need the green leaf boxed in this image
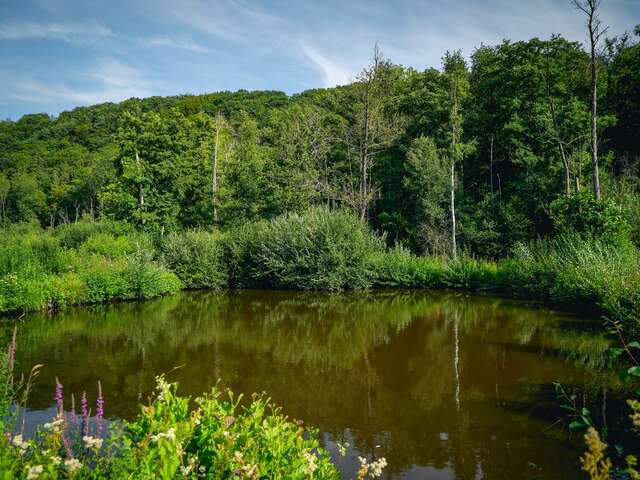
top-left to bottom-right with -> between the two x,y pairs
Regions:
569,421 -> 585,432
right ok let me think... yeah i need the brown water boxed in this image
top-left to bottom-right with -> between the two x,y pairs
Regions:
11,290 -> 615,479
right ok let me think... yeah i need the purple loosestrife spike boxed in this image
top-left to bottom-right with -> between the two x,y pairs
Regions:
71,393 -> 77,426
7,326 -> 17,371
55,378 -> 64,415
96,381 -> 104,436
81,391 -> 88,436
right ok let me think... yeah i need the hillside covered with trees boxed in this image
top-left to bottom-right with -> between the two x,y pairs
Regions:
1,29 -> 638,257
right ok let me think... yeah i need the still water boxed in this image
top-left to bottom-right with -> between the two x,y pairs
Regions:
11,290 -> 615,479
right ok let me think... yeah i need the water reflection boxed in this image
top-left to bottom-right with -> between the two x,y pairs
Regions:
11,290 -> 616,479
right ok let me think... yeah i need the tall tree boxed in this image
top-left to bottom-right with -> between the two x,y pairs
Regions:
444,51 -> 470,259
350,45 -> 401,220
572,0 -> 608,199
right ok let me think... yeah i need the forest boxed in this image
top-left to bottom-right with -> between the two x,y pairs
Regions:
1,9 -> 640,479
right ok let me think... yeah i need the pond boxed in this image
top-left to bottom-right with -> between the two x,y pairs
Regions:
10,289 -> 616,479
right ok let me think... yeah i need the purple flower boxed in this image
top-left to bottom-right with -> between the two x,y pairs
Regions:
6,327 -> 17,371
55,378 -> 64,415
96,381 -> 104,436
81,391 -> 89,436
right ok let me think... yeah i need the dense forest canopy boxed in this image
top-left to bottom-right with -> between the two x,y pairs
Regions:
1,30 -> 639,257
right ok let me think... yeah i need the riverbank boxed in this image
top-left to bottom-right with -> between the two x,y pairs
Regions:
1,209 -> 638,334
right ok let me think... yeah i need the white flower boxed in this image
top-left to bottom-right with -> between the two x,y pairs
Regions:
12,434 -> 28,452
150,428 -> 176,443
369,457 -> 388,478
44,418 -> 64,432
83,435 -> 103,449
304,452 -> 317,475
155,375 -> 171,402
336,441 -> 349,457
65,458 -> 83,472
51,456 -> 62,465
27,465 -> 43,479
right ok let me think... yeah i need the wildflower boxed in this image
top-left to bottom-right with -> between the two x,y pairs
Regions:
12,434 -> 28,452
7,327 -> 16,371
304,452 -> 317,475
369,457 -> 388,478
80,391 -> 89,436
55,378 -> 64,415
83,435 -> 103,449
51,456 -> 62,465
357,456 -> 369,480
64,458 -> 83,472
43,417 -> 64,433
337,441 -> 349,457
96,381 -> 105,436
581,427 -> 612,480
150,428 -> 176,443
26,465 -> 43,479
155,375 -> 170,402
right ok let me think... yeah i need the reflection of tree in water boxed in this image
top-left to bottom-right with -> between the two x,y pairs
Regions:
10,290 -> 619,479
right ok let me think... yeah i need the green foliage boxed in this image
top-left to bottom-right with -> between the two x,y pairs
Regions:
159,230 -> 228,289
0,223 -> 180,314
226,208 -> 385,290
550,192 -> 631,246
0,379 -> 340,479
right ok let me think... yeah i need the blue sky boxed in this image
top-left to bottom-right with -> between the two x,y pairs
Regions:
1,0 -> 638,119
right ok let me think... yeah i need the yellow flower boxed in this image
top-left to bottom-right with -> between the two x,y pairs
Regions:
580,427 -> 612,480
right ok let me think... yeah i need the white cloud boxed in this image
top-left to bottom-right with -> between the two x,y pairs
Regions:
144,35 -> 210,53
0,20 -> 113,41
299,43 -> 352,87
9,59 -> 153,105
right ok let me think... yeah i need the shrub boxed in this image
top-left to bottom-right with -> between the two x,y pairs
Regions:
0,273 -> 48,313
159,231 -> 227,289
226,207 -> 385,290
549,192 -> 631,247
79,232 -> 152,260
54,220 -> 136,249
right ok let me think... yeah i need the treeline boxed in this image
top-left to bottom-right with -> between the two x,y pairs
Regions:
0,31 -> 639,256
1,211 -> 639,335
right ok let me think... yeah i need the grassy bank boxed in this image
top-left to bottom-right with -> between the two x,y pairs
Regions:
1,209 -> 638,333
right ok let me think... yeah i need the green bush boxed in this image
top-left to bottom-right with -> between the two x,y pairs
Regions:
79,232 -> 151,260
550,192 -> 631,247
54,220 -> 136,249
226,207 -> 385,290
159,231 -> 228,289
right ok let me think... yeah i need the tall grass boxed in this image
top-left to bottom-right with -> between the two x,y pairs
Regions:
0,223 -> 181,314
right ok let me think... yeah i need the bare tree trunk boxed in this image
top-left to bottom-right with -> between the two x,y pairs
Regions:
573,0 -> 606,199
450,76 -> 458,259
135,151 -> 146,225
360,85 -> 370,221
489,135 -> 494,194
547,94 -> 571,195
74,201 -> 80,223
212,114 -> 221,223
589,32 -> 601,200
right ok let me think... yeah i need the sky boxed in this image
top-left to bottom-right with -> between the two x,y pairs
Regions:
0,0 -> 638,120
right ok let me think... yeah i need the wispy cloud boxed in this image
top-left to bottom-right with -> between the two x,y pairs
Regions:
299,43 -> 351,87
9,59 -> 153,105
0,20 -> 113,41
143,35 -> 210,53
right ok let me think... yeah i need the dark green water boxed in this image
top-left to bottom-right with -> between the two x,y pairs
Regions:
11,290 -> 616,479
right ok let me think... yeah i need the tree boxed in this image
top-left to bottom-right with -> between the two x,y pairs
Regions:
444,51 -> 471,259
404,136 -> 450,254
350,45 -> 402,220
572,0 -> 608,199
0,173 -> 8,223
